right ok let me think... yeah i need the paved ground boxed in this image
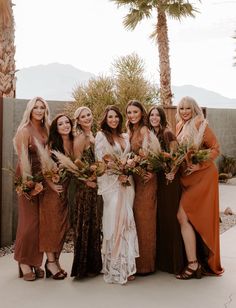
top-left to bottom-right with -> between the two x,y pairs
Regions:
0,183 -> 235,308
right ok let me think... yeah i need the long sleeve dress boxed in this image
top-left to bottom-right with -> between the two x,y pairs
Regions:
95,131 -> 139,284
176,119 -> 223,275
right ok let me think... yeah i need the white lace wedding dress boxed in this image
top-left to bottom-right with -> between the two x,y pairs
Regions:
95,131 -> 139,284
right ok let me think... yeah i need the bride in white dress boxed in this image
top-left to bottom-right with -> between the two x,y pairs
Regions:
95,105 -> 139,284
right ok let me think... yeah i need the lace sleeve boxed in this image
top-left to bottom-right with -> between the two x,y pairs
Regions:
95,131 -> 120,195
95,131 -> 107,160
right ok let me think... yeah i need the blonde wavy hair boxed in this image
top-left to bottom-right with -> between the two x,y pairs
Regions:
176,96 -> 204,123
13,97 -> 51,149
176,96 -> 207,148
73,106 -> 92,135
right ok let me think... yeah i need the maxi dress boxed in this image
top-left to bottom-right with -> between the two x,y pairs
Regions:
95,131 -> 139,284
156,128 -> 185,274
14,124 -> 46,267
176,120 -> 223,275
39,154 -> 69,254
130,128 -> 157,274
71,146 -> 103,278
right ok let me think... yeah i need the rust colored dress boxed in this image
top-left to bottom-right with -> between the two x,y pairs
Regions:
71,147 -> 103,278
156,129 -> 185,274
14,125 -> 46,267
39,162 -> 69,253
176,122 -> 223,275
130,128 -> 157,274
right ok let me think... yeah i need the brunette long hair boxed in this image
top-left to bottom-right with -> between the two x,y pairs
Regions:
148,105 -> 173,151
126,100 -> 148,135
47,114 -> 73,154
100,105 -> 123,145
148,105 -> 169,134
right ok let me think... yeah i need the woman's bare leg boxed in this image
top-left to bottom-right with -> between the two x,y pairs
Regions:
177,205 -> 197,270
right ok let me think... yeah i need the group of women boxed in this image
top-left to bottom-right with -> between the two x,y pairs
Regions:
13,96 -> 223,284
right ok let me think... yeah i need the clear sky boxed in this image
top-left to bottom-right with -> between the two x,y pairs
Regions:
13,0 -> 236,98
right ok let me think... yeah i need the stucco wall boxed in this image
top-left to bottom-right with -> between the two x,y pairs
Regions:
207,108 -> 236,157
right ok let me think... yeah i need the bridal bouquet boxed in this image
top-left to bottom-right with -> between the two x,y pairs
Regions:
185,147 -> 211,165
52,151 -> 106,184
102,153 -> 134,186
34,138 -> 68,186
165,145 -> 188,173
183,145 -> 211,175
13,145 -> 43,200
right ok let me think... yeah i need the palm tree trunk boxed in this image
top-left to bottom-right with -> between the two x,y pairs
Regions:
156,9 -> 172,106
0,0 -> 16,98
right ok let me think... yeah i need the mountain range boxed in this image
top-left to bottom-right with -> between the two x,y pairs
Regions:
16,63 -> 236,109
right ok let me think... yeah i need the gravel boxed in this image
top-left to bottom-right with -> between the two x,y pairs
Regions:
1,213 -> 235,258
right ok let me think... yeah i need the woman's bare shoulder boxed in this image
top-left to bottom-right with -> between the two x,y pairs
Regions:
74,131 -> 86,142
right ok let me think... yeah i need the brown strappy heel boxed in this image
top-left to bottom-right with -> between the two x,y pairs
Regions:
18,264 -> 36,281
176,260 -> 202,280
45,260 -> 65,280
55,258 -> 67,277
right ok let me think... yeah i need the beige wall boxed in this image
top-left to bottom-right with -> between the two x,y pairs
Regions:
207,108 -> 236,157
1,99 -> 236,246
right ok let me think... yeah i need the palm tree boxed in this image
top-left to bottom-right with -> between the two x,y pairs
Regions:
111,0 -> 199,106
0,0 -> 16,98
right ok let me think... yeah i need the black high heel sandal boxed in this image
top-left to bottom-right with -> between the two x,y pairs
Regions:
33,267 -> 45,278
176,260 -> 202,280
45,260 -> 65,280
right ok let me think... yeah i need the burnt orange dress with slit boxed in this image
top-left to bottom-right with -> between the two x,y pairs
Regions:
176,122 -> 223,275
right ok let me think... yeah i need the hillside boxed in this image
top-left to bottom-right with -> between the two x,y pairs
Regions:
16,63 -> 94,101
16,63 -> 236,108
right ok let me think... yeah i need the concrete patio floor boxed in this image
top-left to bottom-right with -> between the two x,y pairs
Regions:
0,183 -> 235,308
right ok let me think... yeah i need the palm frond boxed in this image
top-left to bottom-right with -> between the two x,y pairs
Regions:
123,7 -> 152,30
165,2 -> 199,20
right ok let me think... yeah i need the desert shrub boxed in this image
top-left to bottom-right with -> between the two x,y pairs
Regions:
219,154 -> 236,177
65,53 -> 159,129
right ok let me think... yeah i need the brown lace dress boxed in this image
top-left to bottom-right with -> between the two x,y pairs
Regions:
130,128 -> 157,274
14,126 -> 46,267
71,147 -> 103,278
